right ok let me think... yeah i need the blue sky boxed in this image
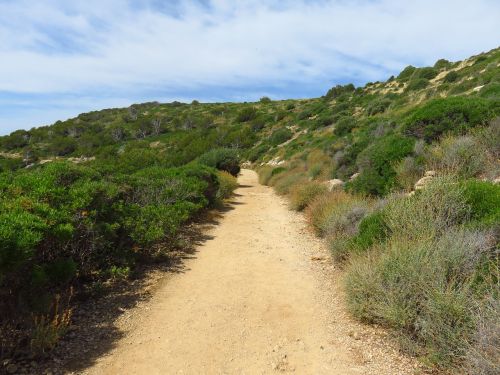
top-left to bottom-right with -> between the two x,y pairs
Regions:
0,0 -> 499,135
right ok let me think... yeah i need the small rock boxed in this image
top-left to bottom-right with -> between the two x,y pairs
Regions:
325,179 -> 344,191
350,173 -> 360,181
424,170 -> 436,177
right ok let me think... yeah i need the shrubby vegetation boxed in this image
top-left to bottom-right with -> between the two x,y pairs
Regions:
1,46 -> 499,371
254,47 -> 500,372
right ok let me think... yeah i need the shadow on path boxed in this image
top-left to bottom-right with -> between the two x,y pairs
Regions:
40,200 -> 240,375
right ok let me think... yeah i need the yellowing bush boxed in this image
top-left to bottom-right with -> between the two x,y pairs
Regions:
289,183 -> 328,211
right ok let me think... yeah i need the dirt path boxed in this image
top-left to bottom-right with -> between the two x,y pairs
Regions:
85,169 -> 419,375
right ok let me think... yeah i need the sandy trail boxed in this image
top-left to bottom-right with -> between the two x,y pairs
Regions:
85,169 -> 418,375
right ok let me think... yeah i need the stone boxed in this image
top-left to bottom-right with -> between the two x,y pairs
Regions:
325,179 -> 344,191
414,176 -> 434,190
424,170 -> 436,177
349,172 -> 360,181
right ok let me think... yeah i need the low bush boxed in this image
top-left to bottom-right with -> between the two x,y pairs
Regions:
198,148 -> 241,176
306,191 -> 365,237
461,179 -> 500,226
405,78 -> 429,92
289,183 -> 328,211
394,156 -> 425,191
269,128 -> 293,146
404,97 -> 498,141
428,135 -> 487,178
349,135 -> 414,196
273,171 -> 307,195
345,228 -> 496,367
443,71 -> 460,83
216,171 -> 238,201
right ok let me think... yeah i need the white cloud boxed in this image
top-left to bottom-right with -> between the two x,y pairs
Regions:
0,0 -> 499,134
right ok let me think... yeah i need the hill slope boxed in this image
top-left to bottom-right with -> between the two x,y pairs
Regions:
0,47 -> 499,373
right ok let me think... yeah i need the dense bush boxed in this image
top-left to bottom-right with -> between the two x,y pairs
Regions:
443,71 -> 460,83
269,128 -> 293,146
216,171 -> 238,201
405,78 -> 429,92
404,97 -> 498,141
236,107 -> 257,122
349,135 -> 414,196
197,148 -> 241,176
0,160 -> 220,355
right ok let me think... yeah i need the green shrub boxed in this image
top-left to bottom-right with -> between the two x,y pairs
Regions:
198,148 -> 241,176
236,107 -> 257,122
434,59 -> 451,70
405,78 -> 429,92
348,210 -> 388,252
414,67 -> 438,80
479,82 -> 500,99
269,128 -> 293,146
443,71 -> 460,83
349,135 -> 415,196
404,97 -> 497,141
289,183 -> 328,211
366,99 -> 391,115
334,117 -> 356,136
461,180 -> 500,226
397,65 -> 416,81
216,170 -> 238,201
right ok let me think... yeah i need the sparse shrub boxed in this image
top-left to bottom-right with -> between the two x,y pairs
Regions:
258,166 -> 274,185
465,298 -> 500,375
216,170 -> 238,201
308,163 -> 323,180
289,183 -> 328,211
273,171 -> 307,195
236,107 -> 257,122
428,135 -> 487,178
384,177 -> 469,238
394,156 -> 425,191
306,191 -> 365,237
345,228 -> 495,367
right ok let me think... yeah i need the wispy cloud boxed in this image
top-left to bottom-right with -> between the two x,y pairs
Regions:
1,0 -> 499,134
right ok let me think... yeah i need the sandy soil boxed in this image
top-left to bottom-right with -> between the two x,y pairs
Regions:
84,169 -> 421,375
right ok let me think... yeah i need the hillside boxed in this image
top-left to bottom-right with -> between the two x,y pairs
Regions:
0,47 -> 499,373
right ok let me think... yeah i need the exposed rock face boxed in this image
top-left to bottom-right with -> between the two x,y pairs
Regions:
325,179 -> 344,191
